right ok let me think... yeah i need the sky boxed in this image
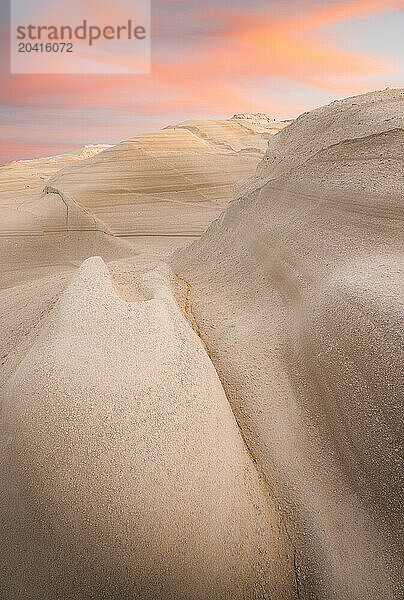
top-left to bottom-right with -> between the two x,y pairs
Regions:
0,0 -> 403,163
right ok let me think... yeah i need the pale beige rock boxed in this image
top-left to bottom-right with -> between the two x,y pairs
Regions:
0,145 -> 112,211
0,257 -> 295,599
0,117 -> 286,289
0,115 -> 293,599
1,92 -> 401,600
47,118 -> 287,238
171,89 -> 404,600
0,143 -> 130,289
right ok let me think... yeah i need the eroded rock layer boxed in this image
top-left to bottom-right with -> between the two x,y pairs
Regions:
47,117 -> 288,238
171,89 -> 404,600
1,92 -> 402,600
0,257 -> 295,599
0,116 -> 286,289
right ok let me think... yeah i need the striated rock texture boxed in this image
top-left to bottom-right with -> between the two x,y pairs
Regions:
171,89 -> 404,599
0,146 -> 112,237
0,91 -> 402,600
47,117 -> 287,239
0,144 -> 131,289
0,145 -> 112,220
0,116 -> 287,289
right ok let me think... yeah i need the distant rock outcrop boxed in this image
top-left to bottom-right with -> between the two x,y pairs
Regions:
47,117 -> 288,239
232,112 -> 277,123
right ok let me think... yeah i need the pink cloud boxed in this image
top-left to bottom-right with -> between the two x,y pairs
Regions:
1,0 -> 402,160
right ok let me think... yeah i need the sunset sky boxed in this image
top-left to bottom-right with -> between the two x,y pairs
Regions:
0,0 -> 403,163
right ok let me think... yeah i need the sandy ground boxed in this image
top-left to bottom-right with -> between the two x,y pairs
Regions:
0,95 -> 403,599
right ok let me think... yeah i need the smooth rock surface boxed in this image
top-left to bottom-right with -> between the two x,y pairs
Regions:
47,117 -> 288,238
0,117 -> 287,289
0,257 -> 295,599
1,92 -> 402,599
171,89 -> 404,600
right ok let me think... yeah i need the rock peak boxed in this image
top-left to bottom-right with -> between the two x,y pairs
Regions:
231,112 -> 276,123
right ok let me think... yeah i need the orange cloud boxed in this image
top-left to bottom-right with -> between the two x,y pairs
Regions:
1,0 -> 402,161
190,0 -> 397,92
4,0 -> 398,105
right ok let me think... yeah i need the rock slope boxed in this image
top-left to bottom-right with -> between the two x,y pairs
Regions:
47,117 -> 288,238
0,116 -> 287,289
0,257 -> 295,599
171,88 -> 404,600
1,92 -> 402,599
